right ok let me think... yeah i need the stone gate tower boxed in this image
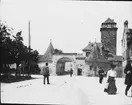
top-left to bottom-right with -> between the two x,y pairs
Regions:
100,18 -> 118,55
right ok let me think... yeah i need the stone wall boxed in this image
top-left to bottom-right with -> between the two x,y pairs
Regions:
101,29 -> 117,55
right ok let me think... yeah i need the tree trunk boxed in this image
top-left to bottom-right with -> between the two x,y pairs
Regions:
6,64 -> 10,80
15,63 -> 19,78
28,65 -> 30,77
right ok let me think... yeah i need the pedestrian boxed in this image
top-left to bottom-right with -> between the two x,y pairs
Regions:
105,63 -> 117,95
124,58 -> 132,96
42,63 -> 50,84
70,68 -> 73,77
98,67 -> 105,84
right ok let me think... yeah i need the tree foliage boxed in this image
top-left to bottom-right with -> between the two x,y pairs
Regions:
54,48 -> 63,54
1,20 -> 39,75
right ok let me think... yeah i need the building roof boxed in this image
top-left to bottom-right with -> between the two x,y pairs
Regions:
127,29 -> 132,35
103,18 -> 116,24
38,42 -> 54,63
108,55 -> 123,61
55,53 -> 77,55
85,43 -> 109,63
82,42 -> 102,51
76,57 -> 85,60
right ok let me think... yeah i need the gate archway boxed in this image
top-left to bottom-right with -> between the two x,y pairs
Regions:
56,57 -> 72,75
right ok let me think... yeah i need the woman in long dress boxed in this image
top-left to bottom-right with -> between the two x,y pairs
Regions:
106,63 -> 117,94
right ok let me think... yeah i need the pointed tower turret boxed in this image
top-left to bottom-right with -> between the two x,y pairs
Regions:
42,40 -> 54,62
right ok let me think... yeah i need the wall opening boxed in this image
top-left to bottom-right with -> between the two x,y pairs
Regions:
56,57 -> 72,75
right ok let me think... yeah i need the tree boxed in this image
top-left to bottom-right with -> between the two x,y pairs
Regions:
11,31 -> 24,67
1,20 -> 40,78
54,48 -> 63,54
0,21 -> 14,75
29,50 -> 40,74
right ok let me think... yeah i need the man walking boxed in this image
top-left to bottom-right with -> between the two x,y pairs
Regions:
98,67 -> 105,84
42,63 -> 50,84
124,59 -> 132,96
70,68 -> 73,77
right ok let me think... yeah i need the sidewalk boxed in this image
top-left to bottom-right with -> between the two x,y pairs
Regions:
1,75 -> 71,104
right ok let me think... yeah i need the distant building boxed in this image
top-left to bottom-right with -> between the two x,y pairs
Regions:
82,42 -> 102,57
38,18 -> 123,77
122,20 -> 132,77
85,42 -> 110,76
38,42 -> 77,75
75,54 -> 85,75
77,18 -> 122,77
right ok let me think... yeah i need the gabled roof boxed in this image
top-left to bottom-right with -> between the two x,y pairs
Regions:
103,18 -> 116,24
85,43 -> 108,63
82,42 -> 102,51
38,42 -> 54,63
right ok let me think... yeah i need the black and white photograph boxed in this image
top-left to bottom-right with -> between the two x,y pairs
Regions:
0,0 -> 132,105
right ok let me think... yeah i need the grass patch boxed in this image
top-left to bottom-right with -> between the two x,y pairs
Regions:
0,74 -> 35,83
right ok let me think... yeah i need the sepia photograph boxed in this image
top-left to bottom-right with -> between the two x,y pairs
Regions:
0,0 -> 132,105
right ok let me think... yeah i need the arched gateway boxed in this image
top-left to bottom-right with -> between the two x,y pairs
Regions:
56,57 -> 72,75
37,41 -> 77,75
53,54 -> 76,75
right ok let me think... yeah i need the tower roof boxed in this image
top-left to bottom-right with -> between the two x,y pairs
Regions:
38,42 -> 54,62
103,18 -> 116,24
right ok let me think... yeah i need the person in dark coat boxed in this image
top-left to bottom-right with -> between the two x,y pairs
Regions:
42,63 -> 50,84
70,68 -> 73,77
98,67 -> 105,84
124,59 -> 132,96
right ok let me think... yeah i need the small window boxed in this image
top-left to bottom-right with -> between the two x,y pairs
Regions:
86,52 -> 90,57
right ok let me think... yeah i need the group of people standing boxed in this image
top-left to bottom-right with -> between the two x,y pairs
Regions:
98,59 -> 132,96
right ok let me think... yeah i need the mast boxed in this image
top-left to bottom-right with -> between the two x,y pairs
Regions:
28,21 -> 31,76
29,21 -> 31,52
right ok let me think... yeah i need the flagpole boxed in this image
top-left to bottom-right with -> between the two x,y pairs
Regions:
29,21 -> 31,52
28,20 -> 31,76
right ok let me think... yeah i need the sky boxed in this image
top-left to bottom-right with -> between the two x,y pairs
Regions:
0,0 -> 132,55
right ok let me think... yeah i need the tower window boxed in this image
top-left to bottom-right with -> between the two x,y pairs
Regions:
108,24 -> 111,28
